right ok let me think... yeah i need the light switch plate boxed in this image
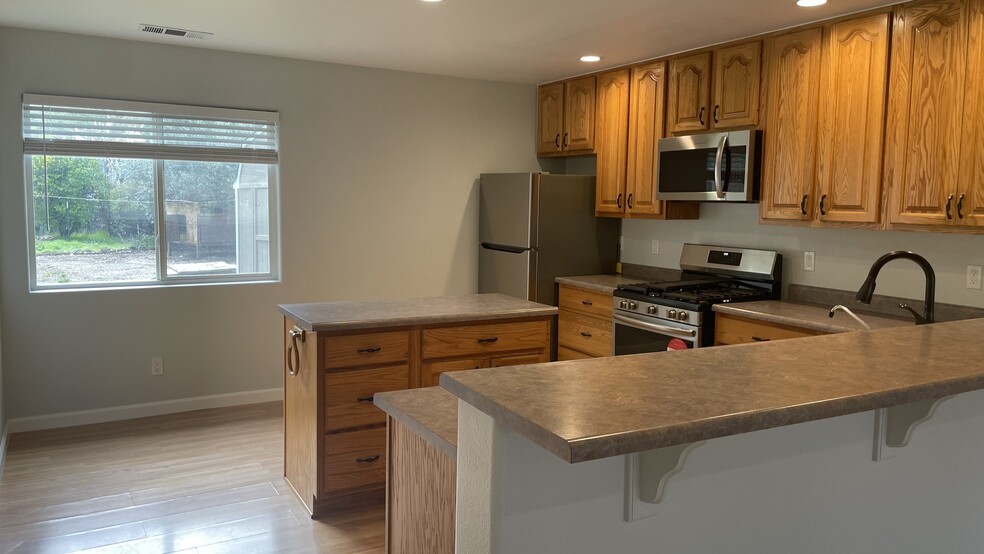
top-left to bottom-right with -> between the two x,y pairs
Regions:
804,251 -> 815,272
651,239 -> 660,255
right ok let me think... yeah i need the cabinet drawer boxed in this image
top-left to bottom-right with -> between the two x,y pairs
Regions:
421,358 -> 490,388
491,352 -> 548,367
558,310 -> 611,358
558,286 -> 613,319
558,346 -> 593,361
323,330 -> 409,369
323,427 -> 386,494
422,320 -> 549,359
714,314 -> 818,346
325,364 -> 409,432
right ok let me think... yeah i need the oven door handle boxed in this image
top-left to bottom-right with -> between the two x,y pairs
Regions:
613,313 -> 697,339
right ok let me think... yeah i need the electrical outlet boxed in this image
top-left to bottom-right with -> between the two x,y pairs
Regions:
968,266 -> 982,290
151,357 -> 164,376
804,251 -> 816,272
651,239 -> 660,255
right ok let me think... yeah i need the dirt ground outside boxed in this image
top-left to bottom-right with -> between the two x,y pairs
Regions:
35,249 -> 235,286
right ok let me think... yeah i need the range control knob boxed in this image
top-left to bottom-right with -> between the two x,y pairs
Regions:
677,311 -> 689,321
647,305 -> 657,315
619,300 -> 628,309
667,309 -> 677,318
628,301 -> 637,310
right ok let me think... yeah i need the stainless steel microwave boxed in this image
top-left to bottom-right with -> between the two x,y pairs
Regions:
656,129 -> 762,202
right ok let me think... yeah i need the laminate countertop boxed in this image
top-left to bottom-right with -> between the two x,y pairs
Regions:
374,387 -> 458,459
441,318 -> 984,464
713,300 -> 912,333
278,293 -> 558,332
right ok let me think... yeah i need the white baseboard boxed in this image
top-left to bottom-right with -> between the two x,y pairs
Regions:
7,388 -> 284,433
0,422 -> 9,478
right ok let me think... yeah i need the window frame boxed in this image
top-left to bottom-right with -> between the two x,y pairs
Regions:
23,96 -> 281,292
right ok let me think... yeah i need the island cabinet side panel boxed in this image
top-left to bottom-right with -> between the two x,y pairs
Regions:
386,417 -> 455,554
283,317 -> 323,515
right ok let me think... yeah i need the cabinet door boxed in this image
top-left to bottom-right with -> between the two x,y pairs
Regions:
595,69 -> 631,217
421,358 -> 490,388
712,41 -> 761,128
536,83 -> 565,155
565,76 -> 596,152
816,13 -> 890,223
887,0 -> 967,225
761,27 -> 823,221
626,61 -> 668,217
667,52 -> 711,133
959,0 -> 984,226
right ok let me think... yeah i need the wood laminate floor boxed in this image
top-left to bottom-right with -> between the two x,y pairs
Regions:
0,402 -> 384,553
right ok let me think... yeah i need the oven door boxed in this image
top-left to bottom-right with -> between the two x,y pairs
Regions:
612,312 -> 700,356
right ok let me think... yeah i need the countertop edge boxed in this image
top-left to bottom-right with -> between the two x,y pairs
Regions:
711,303 -> 861,333
373,392 -> 457,459
278,304 -> 558,333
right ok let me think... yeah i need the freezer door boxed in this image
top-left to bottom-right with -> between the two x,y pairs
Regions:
479,173 -> 536,248
478,245 -> 535,301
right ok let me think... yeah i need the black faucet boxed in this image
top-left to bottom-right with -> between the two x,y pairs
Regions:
855,251 -> 935,325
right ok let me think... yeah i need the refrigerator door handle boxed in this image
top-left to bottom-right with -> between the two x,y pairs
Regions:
480,242 -> 533,254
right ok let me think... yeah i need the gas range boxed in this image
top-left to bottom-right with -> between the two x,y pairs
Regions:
611,244 -> 782,353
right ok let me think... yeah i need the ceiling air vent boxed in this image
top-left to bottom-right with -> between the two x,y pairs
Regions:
138,24 -> 213,40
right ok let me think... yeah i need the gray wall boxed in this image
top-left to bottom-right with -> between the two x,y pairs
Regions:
0,27 -> 539,419
621,205 -> 984,309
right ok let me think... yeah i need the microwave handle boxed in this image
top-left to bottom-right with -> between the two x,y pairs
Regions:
613,313 -> 697,339
714,134 -> 729,199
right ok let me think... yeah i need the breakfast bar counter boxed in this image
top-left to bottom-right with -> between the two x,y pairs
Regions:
443,318 -> 984,553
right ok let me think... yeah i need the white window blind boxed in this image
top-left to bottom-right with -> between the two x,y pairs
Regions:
23,94 -> 279,164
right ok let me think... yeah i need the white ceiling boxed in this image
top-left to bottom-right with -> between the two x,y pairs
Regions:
0,0 -> 898,84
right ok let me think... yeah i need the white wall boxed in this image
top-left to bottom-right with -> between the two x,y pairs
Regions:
457,390 -> 984,553
621,205 -> 984,308
0,27 -> 539,419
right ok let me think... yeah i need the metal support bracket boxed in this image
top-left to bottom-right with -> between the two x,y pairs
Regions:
624,441 -> 703,521
873,396 -> 952,461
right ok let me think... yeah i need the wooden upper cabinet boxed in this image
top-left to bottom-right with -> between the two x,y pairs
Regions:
712,42 -> 762,128
958,0 -> 984,226
595,69 -> 631,217
626,61 -> 668,217
536,76 -> 595,156
668,52 -> 711,133
887,0 -> 967,225
536,83 -> 565,155
815,13 -> 890,223
565,76 -> 596,153
761,27 -> 823,221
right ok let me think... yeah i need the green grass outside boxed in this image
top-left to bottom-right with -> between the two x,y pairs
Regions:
35,231 -> 154,254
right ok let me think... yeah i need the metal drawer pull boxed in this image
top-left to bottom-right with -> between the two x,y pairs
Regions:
356,455 -> 380,464
958,193 -> 965,219
946,194 -> 954,220
581,300 -> 593,306
356,395 -> 374,402
698,106 -> 706,126
477,337 -> 499,344
357,347 -> 381,354
751,336 -> 770,342
555,134 -> 560,148
819,194 -> 827,216
287,326 -> 306,376
580,331 -> 592,337
800,194 -> 808,216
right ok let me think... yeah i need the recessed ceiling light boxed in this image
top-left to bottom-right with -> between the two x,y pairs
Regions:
796,0 -> 827,6
580,55 -> 602,63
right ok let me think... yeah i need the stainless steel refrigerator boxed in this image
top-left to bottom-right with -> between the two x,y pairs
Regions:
478,173 -> 619,307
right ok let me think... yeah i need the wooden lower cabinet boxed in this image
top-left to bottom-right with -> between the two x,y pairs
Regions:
557,284 -> 613,359
386,417 -> 455,554
714,313 -> 821,346
284,314 -> 551,516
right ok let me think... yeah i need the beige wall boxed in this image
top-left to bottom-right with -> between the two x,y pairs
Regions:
0,27 -> 539,419
622,205 -> 984,308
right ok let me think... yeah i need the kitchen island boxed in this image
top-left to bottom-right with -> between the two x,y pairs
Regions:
442,318 -> 984,553
277,293 -> 555,517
